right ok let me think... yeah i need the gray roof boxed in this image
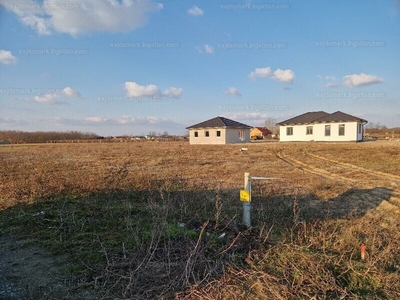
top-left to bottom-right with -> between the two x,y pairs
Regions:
313,111 -> 367,123
276,111 -> 329,125
186,116 -> 252,129
277,111 -> 367,125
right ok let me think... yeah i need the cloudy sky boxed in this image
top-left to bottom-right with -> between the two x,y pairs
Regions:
0,0 -> 399,136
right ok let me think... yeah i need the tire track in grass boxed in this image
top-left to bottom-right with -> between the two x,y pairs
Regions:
276,150 -> 400,220
277,150 -> 400,193
276,151 -> 359,186
306,151 -> 400,183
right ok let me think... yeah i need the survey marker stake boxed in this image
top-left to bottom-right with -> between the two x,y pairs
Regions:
240,173 -> 280,228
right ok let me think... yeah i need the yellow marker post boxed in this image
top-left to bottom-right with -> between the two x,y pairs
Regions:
240,189 -> 250,202
242,173 -> 251,227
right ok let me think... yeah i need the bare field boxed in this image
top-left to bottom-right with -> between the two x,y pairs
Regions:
1,140 -> 399,208
1,140 -> 400,299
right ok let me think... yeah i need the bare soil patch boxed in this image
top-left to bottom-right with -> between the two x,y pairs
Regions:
0,236 -> 88,299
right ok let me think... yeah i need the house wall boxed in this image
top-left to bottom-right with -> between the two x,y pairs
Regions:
250,128 -> 261,138
279,122 -> 362,142
188,128 -> 226,144
188,128 -> 250,144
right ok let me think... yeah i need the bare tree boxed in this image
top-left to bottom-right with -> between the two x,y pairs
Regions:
264,118 -> 279,134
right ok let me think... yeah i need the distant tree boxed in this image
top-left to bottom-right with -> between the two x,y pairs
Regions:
368,122 -> 383,130
264,118 -> 279,134
162,131 -> 169,137
0,130 -> 98,143
148,131 -> 157,137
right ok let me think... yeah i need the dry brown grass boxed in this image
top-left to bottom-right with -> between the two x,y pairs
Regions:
1,140 -> 400,299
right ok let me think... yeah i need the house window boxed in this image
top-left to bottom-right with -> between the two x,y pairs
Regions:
194,131 -> 198,138
338,124 -> 345,136
306,126 -> 313,135
325,125 -> 331,136
239,130 -> 245,141
205,131 -> 209,137
286,127 -> 293,136
216,130 -> 221,137
358,124 -> 362,134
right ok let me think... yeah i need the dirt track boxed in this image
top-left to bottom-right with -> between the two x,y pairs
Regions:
277,148 -> 400,226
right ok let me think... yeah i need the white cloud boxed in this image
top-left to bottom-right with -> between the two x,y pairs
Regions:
204,44 -> 214,53
124,82 -> 183,98
62,87 -> 81,97
223,87 -> 242,96
84,116 -> 104,123
0,50 -> 17,64
124,82 -> 160,98
319,75 -> 340,88
249,67 -> 295,83
326,83 -> 341,88
163,87 -> 183,98
196,44 -> 214,54
0,0 -> 163,36
248,67 -> 272,80
33,86 -> 81,103
0,117 -> 28,125
83,115 -> 169,125
342,73 -> 384,87
187,5 -> 204,16
228,112 -> 269,119
223,112 -> 270,125
34,93 -> 58,103
271,69 -> 295,83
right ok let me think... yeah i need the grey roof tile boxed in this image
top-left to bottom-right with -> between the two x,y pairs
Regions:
277,111 -> 367,125
187,116 -> 252,129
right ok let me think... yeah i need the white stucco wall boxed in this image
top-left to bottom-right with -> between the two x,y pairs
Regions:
279,122 -> 364,142
188,128 -> 226,144
188,128 -> 250,144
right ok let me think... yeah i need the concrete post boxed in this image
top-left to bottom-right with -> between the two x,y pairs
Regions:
243,172 -> 251,227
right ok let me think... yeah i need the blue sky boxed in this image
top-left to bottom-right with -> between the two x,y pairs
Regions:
1,0 -> 399,136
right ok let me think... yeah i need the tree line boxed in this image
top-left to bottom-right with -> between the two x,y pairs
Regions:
0,130 -> 99,144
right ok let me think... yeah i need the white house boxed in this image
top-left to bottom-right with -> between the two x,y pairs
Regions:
277,111 -> 368,142
186,116 -> 252,145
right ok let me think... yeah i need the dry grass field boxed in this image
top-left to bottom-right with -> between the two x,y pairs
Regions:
1,140 -> 400,299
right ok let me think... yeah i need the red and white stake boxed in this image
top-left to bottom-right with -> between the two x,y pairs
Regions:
360,244 -> 366,260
